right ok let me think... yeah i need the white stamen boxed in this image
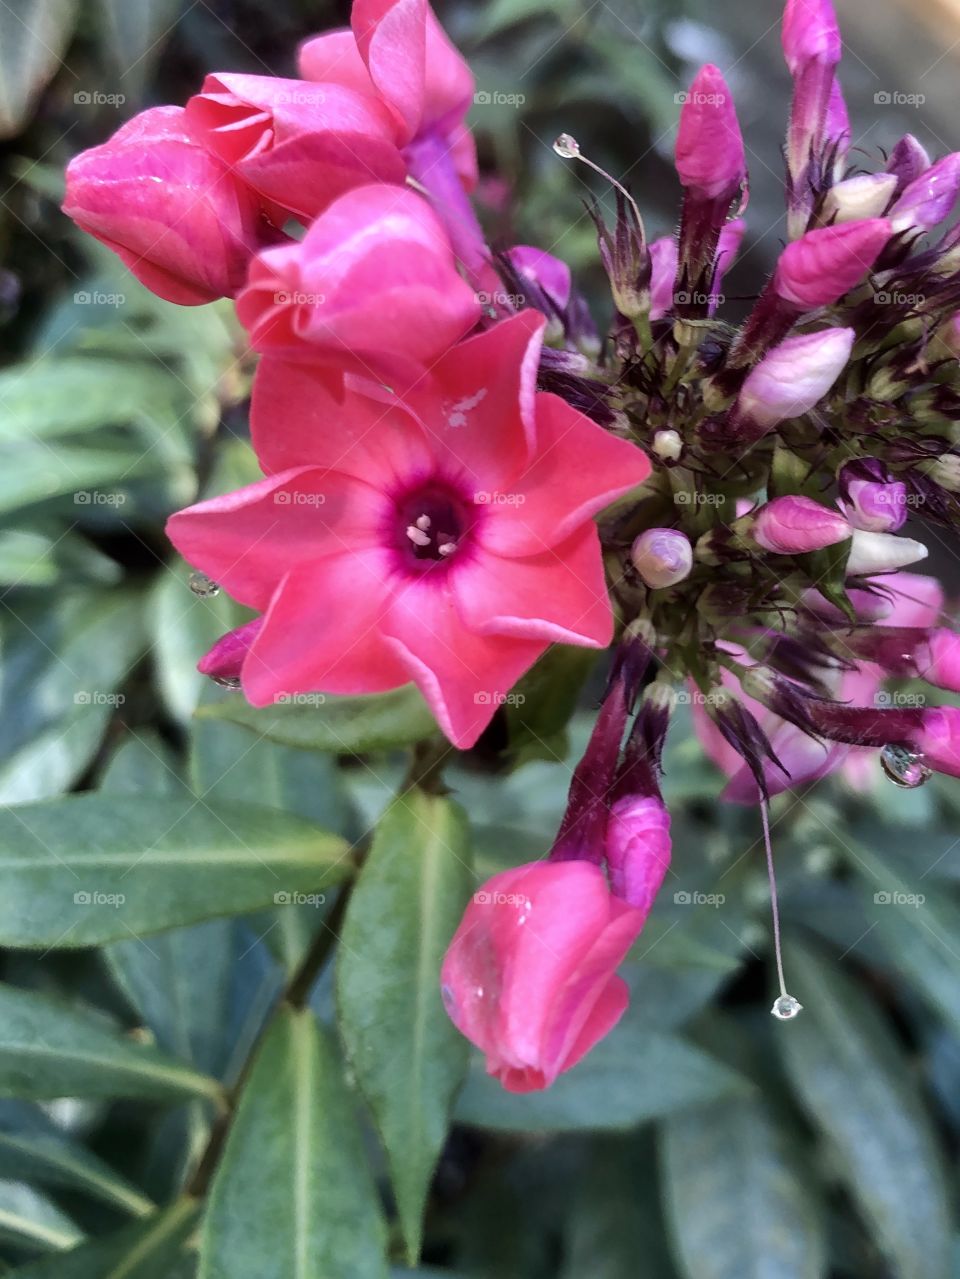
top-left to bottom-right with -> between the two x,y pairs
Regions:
415,514 -> 432,531
406,525 -> 432,548
438,541 -> 458,557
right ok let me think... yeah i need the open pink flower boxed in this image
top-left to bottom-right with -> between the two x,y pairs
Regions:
185,75 -> 405,224
236,183 -> 480,386
441,860 -> 645,1092
169,312 -> 650,747
63,106 -> 270,305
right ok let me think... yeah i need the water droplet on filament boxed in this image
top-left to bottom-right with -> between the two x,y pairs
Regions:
553,133 -> 580,159
771,994 -> 803,1021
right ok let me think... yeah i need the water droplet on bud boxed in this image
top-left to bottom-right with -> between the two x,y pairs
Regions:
553,133 -> 580,159
880,743 -> 931,789
771,994 -> 803,1021
188,572 -> 220,599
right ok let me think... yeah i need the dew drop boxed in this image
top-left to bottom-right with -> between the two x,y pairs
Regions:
880,743 -> 931,789
211,676 -> 242,691
188,571 -> 220,599
553,133 -> 580,159
771,994 -> 803,1021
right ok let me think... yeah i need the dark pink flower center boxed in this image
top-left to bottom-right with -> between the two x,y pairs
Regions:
394,483 -> 473,570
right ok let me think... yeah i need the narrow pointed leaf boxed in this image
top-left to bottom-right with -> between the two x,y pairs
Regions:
338,791 -> 472,1262
0,0 -> 78,138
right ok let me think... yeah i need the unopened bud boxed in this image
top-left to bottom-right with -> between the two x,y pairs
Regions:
837,458 -> 907,533
782,0 -> 842,75
652,429 -> 683,462
890,153 -> 960,234
846,529 -> 928,575
736,327 -> 854,429
675,64 -> 746,203
886,134 -> 931,196
822,174 -> 897,224
753,495 -> 851,554
631,528 -> 694,588
774,220 -> 891,309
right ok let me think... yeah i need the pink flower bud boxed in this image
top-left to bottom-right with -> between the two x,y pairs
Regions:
846,530 -> 927,575
890,153 -> 960,234
63,106 -> 268,305
185,74 -> 405,223
630,529 -> 693,588
198,619 -> 263,684
887,134 -> 931,195
675,65 -> 746,202
237,183 -> 481,383
822,173 -> 896,224
736,327 -> 854,429
649,236 -> 679,321
918,630 -> 960,692
440,860 -> 645,1092
605,795 -> 671,912
506,245 -> 572,313
753,495 -> 851,554
837,459 -> 907,533
826,79 -> 851,156
774,220 -> 891,309
917,706 -> 960,778
782,0 -> 842,75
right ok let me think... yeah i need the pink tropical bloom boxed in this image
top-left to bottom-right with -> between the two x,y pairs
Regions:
63,106 -> 269,305
169,312 -> 650,747
185,74 -> 405,225
774,220 -> 891,309
675,64 -> 746,203
752,495 -> 851,554
236,183 -> 480,386
440,860 -> 645,1092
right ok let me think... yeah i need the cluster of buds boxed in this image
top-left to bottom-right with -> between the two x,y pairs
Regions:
62,0 -> 960,1091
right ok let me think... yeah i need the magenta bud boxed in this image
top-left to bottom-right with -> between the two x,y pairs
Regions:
675,65 -> 746,202
605,795 -> 672,913
753,495 -> 851,554
782,0 -> 842,75
917,706 -> 960,778
737,327 -> 854,429
197,618 -> 263,684
890,153 -> 960,233
837,458 -> 907,532
630,528 -> 694,588
822,174 -> 896,224
774,219 -> 891,309
886,134 -> 931,195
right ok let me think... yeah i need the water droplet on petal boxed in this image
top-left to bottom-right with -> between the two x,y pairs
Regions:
771,994 -> 803,1021
880,743 -> 931,789
553,133 -> 580,159
212,676 -> 242,691
188,571 -> 220,599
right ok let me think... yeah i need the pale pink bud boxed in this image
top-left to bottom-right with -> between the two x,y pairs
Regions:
837,459 -> 907,533
630,529 -> 693,588
774,220 -> 891,308
605,796 -> 671,913
753,495 -> 851,554
890,153 -> 960,234
675,65 -> 746,202
736,327 -> 854,429
918,630 -> 960,693
440,860 -> 644,1092
822,173 -> 896,224
846,530 -> 928,575
782,0 -> 842,75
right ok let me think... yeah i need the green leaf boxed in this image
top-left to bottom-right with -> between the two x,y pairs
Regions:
0,359 -> 179,442
9,1197 -> 199,1278
0,1181 -> 81,1254
196,685 -> 437,754
660,1096 -> 825,1279
200,1007 -> 388,1279
504,645 -> 597,765
0,1101 -> 154,1217
0,983 -> 223,1103
96,0 -> 183,83
0,0 -> 78,138
338,792 -> 472,1262
0,793 -> 352,947
776,939 -> 952,1279
455,1021 -> 748,1132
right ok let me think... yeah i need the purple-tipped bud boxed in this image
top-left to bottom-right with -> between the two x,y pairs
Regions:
837,458 -> 907,533
774,219 -> 891,308
846,529 -> 928,575
886,134 -> 931,196
753,495 -> 851,554
675,65 -> 746,203
631,528 -> 694,588
198,618 -> 262,684
736,327 -> 854,429
605,795 -> 671,912
822,173 -> 896,224
782,0 -> 842,74
890,153 -> 960,234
